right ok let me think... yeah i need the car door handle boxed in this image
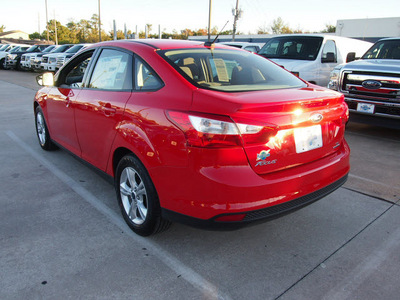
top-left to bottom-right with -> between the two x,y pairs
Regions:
100,103 -> 116,116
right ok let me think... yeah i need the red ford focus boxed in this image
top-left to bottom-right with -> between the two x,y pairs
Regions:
34,40 -> 350,236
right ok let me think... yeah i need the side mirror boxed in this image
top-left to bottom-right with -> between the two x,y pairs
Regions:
346,52 -> 356,63
322,52 -> 336,63
36,72 -> 54,87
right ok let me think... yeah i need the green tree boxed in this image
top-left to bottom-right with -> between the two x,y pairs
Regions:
270,17 -> 291,34
257,24 -> 269,34
29,32 -> 45,40
0,25 -> 5,33
43,19 -> 71,44
322,24 -> 336,33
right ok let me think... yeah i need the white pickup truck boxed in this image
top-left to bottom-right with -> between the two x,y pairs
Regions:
258,34 -> 372,87
328,37 -> 400,120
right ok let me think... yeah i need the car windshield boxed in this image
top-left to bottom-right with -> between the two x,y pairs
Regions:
66,45 -> 84,53
0,45 -> 9,51
10,47 -> 28,53
258,37 -> 323,61
52,45 -> 71,53
42,45 -> 56,53
26,45 -> 42,52
362,40 -> 400,59
159,48 -> 306,92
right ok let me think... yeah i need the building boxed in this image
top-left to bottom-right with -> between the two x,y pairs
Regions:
0,30 -> 30,40
336,17 -> 400,42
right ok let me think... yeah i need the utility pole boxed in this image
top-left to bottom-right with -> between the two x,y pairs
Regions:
232,0 -> 242,41
45,0 -> 49,42
113,20 -> 117,40
207,0 -> 212,42
54,10 -> 58,45
98,0 -> 101,42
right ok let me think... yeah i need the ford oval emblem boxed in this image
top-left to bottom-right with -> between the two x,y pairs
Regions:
310,113 -> 323,123
362,80 -> 382,90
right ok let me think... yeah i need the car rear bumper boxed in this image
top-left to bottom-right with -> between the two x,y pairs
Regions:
153,139 -> 350,222
162,173 -> 348,229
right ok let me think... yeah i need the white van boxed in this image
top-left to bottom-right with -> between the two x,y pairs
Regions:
258,34 -> 372,87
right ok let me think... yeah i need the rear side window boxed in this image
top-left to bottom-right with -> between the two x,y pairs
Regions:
134,57 -> 163,91
89,49 -> 132,90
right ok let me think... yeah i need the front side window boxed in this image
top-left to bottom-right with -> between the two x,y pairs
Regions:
258,37 -> 323,61
57,50 -> 94,88
88,49 -> 132,90
321,40 -> 337,62
159,48 -> 306,92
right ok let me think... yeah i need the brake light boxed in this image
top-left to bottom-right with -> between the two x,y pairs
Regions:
167,111 -> 274,148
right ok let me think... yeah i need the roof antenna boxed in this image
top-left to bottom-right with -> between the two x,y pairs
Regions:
204,21 -> 229,47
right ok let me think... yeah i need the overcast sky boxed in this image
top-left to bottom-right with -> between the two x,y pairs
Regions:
1,0 -> 399,35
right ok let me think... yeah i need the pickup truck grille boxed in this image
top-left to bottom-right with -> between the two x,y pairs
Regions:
56,57 -> 65,68
341,71 -> 400,103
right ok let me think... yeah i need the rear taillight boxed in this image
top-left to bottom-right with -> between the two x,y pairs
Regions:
167,111 -> 275,148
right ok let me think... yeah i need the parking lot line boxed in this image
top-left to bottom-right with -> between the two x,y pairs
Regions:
348,173 -> 396,189
6,130 -> 232,300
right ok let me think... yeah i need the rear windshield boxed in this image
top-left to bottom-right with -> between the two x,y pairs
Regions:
158,48 -> 306,92
362,40 -> 400,59
258,37 -> 323,61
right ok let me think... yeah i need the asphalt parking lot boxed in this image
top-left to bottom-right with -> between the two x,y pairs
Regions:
1,69 -> 399,299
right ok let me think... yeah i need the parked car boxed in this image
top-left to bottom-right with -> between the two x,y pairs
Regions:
20,45 -> 56,71
1,45 -> 30,69
55,44 -> 92,71
219,42 -> 264,53
41,44 -> 73,71
258,34 -> 372,87
4,44 -> 48,70
31,45 -> 58,71
328,37 -> 400,120
0,43 -> 27,53
34,40 -> 350,236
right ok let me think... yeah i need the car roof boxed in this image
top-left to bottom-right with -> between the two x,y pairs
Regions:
86,39 -> 233,51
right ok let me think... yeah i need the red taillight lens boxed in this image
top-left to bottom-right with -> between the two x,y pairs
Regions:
167,111 -> 275,148
167,111 -> 242,147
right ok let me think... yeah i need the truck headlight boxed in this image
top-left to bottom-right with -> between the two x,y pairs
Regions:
328,69 -> 340,90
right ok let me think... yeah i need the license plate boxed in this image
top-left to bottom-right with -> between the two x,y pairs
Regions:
357,103 -> 375,114
294,125 -> 323,153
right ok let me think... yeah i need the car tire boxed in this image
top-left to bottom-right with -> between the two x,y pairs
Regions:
15,58 -> 21,71
115,154 -> 171,236
0,58 -> 4,69
35,106 -> 58,150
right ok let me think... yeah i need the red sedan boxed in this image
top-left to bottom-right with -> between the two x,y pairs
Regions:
34,40 -> 350,236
